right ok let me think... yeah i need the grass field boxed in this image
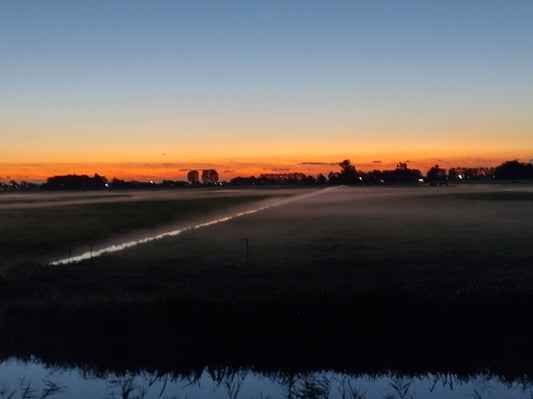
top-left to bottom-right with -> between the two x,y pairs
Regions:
1,184 -> 533,376
0,188 -> 301,267
35,184 -> 531,300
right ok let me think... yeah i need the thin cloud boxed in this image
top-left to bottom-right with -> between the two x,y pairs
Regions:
300,161 -> 329,165
372,160 -> 382,164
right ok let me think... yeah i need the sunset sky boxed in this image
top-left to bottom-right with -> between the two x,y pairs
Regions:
1,0 -> 532,182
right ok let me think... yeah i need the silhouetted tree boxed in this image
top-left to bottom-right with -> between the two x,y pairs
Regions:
396,162 -> 408,171
8,180 -> 19,190
363,170 -> 384,185
303,174 -> 316,185
338,159 -> 359,185
495,160 -> 533,180
389,163 -> 422,184
316,174 -> 327,185
447,166 -> 495,181
230,173 -> 317,186
92,173 -> 108,189
202,169 -> 219,185
328,171 -> 340,185
257,173 -> 307,185
187,170 -> 200,185
230,176 -> 258,186
427,165 -> 447,185
448,168 -> 459,181
0,180 -> 35,191
41,174 -> 108,190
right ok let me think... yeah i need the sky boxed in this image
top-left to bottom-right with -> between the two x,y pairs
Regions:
1,0 -> 532,181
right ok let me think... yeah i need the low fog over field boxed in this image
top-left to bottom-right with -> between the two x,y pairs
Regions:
72,184 -> 533,297
49,187 -> 327,265
4,184 -> 533,296
0,188 -> 315,268
0,187 -> 313,209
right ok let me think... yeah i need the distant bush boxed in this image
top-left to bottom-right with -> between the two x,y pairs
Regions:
40,173 -> 108,190
495,160 -> 533,180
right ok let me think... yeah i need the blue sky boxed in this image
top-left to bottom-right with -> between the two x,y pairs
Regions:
1,0 -> 532,179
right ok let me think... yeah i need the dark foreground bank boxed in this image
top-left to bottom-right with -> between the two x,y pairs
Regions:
1,264 -> 533,381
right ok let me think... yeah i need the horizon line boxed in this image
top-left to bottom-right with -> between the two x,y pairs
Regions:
2,157 -> 530,184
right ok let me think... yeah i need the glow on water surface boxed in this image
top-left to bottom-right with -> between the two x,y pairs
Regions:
1,358 -> 533,399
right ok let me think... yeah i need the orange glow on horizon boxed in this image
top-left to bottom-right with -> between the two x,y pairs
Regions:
2,129 -> 532,182
1,148 -> 530,183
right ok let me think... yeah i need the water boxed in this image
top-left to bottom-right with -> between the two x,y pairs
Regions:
1,358 -> 532,399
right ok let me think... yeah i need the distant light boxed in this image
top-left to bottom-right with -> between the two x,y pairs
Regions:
418,178 -> 424,183
359,176 -> 363,181
458,175 -> 463,180
150,180 -> 154,184
104,183 -> 109,188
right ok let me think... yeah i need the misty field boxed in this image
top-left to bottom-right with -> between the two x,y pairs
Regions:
28,183 -> 531,299
0,188 -> 302,268
119,184 -> 533,299
1,184 -> 533,374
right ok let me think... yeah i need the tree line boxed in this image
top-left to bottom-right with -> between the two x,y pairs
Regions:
1,160 -> 532,192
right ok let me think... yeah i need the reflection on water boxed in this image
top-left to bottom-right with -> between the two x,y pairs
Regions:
1,358 -> 533,399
